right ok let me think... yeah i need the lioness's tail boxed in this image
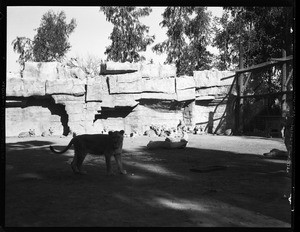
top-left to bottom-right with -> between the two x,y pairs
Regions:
49,139 -> 74,154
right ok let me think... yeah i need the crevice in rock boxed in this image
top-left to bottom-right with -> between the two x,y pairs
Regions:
95,106 -> 135,120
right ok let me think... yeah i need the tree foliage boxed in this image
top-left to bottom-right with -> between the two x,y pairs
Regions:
213,7 -> 294,119
11,37 -> 33,71
213,7 -> 294,70
32,10 -> 77,62
12,10 -> 77,68
100,7 -> 155,62
152,7 -> 213,76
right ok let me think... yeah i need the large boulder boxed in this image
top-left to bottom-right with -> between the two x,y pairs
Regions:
99,94 -> 140,108
51,95 -> 85,104
113,94 -> 140,107
6,78 -> 45,97
86,76 -> 103,102
6,78 -> 26,97
195,86 -> 231,97
101,95 -> 115,108
68,113 -> 87,122
175,76 -> 196,101
140,64 -> 161,78
140,63 -> 176,79
86,102 -> 102,113
45,79 -> 85,96
24,62 -> 87,80
23,62 -> 59,81
108,72 -> 142,94
64,102 -> 86,115
193,70 -> 221,88
7,71 -> 21,79
176,89 -> 195,101
105,61 -> 141,71
142,78 -> 175,93
193,70 -> 236,88
140,92 -> 177,100
160,64 -> 176,79
99,76 -> 115,108
70,67 -> 86,80
176,76 -> 195,90
220,71 -> 235,86
68,121 -> 86,135
56,63 -> 72,79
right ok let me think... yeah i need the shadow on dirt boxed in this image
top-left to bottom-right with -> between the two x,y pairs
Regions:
5,140 -> 291,226
238,136 -> 283,142
6,140 -> 54,149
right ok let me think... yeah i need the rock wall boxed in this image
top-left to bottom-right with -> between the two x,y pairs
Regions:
5,96 -> 67,137
6,61 -> 235,136
193,70 -> 236,133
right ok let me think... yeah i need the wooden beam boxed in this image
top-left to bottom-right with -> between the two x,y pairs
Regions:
239,91 -> 293,99
235,55 -> 293,74
285,68 -> 293,87
242,72 -> 252,93
235,60 -> 277,74
220,74 -> 235,81
270,55 -> 293,62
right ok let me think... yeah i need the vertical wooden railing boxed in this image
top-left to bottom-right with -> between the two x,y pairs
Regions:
281,49 -> 287,118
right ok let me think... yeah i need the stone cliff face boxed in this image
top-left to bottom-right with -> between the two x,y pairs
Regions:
6,61 -> 235,137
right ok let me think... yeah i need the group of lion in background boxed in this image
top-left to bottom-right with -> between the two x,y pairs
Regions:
18,127 -> 54,138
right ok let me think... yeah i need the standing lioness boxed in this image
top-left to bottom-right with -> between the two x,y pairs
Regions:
50,130 -> 126,175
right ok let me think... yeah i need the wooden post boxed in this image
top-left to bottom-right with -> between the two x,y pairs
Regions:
267,70 -> 272,116
282,49 -> 287,117
236,42 -> 244,134
235,73 -> 240,134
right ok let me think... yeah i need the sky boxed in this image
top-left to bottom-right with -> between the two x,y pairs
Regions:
7,6 -> 223,73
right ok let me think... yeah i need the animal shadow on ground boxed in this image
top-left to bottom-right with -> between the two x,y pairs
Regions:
5,140 -> 291,226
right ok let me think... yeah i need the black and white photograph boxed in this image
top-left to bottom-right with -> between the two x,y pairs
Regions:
3,2 -> 294,228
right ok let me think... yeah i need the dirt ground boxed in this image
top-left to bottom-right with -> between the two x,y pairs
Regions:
5,134 -> 291,227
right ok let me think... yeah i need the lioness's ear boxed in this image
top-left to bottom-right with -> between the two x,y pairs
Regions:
119,130 -> 125,135
108,131 -> 113,136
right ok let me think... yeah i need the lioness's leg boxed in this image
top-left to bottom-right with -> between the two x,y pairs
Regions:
71,154 -> 80,174
77,153 -> 87,174
114,153 -> 127,174
105,154 -> 114,175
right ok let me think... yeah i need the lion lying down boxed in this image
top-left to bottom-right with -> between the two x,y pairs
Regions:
147,140 -> 188,149
147,130 -> 188,150
49,130 -> 126,175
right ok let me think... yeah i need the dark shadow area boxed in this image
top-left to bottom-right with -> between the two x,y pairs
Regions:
5,138 -> 291,226
237,135 -> 283,142
6,96 -> 70,136
6,140 -> 71,181
120,145 -> 291,225
99,63 -> 138,75
94,106 -> 135,120
6,140 -> 54,149
207,111 -> 214,133
206,78 -> 236,134
138,99 -> 185,111
243,98 -> 283,138
195,91 -> 236,135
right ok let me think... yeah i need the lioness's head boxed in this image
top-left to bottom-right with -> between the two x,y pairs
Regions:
108,130 -> 125,152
